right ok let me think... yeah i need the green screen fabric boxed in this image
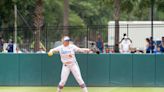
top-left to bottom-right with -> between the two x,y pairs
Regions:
110,54 -> 132,86
0,54 -> 19,86
133,54 -> 155,86
19,54 -> 42,85
87,54 -> 110,86
155,54 -> 164,86
0,54 -> 163,86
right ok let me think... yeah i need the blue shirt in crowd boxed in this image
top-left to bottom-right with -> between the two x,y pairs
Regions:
7,43 -> 13,52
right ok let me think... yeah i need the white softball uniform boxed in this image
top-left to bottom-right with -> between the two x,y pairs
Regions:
120,40 -> 131,53
50,44 -> 88,87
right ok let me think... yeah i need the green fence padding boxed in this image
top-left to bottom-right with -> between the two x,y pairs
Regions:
110,54 -> 132,86
87,54 -> 110,86
66,54 -> 88,86
0,54 -> 19,86
133,54 -> 155,86
1,54 -> 164,86
155,54 -> 164,86
42,54 -> 61,86
19,54 -> 42,85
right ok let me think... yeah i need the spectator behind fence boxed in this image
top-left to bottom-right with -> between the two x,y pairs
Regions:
6,39 -> 13,52
0,37 -> 3,52
154,46 -> 161,54
120,36 -> 132,53
96,34 -> 104,53
16,47 -> 22,53
90,42 -> 99,54
36,48 -> 46,53
159,37 -> 164,53
145,38 -> 151,53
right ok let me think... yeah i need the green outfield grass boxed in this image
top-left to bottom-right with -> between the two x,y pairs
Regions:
0,87 -> 164,92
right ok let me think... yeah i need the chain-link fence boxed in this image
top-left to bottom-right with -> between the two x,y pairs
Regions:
0,22 -> 164,53
0,25 -> 108,53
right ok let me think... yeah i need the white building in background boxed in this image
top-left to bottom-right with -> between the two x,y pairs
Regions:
108,21 -> 164,50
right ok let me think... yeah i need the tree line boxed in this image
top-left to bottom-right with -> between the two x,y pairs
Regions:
0,0 -> 163,51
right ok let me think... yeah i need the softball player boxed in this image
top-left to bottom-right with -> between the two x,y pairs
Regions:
48,36 -> 90,92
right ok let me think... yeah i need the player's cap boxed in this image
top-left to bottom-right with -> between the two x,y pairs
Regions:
63,36 -> 70,41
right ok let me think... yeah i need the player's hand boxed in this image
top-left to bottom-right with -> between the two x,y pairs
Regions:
48,51 -> 53,57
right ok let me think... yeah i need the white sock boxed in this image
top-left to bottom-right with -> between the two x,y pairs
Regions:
57,87 -> 62,92
57,84 -> 64,92
82,87 -> 88,92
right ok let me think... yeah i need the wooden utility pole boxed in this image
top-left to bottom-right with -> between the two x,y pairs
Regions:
63,0 -> 69,35
114,0 -> 120,52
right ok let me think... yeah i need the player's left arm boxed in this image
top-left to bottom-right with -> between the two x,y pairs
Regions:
73,45 -> 91,53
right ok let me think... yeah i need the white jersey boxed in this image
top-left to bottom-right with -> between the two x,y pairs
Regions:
120,40 -> 131,52
51,44 -> 80,64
